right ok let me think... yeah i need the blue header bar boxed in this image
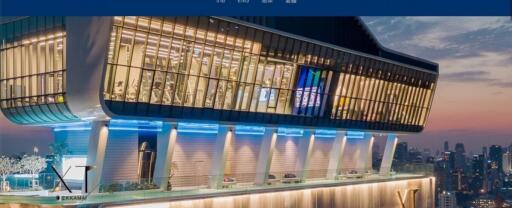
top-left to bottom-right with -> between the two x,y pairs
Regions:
1,0 -> 510,16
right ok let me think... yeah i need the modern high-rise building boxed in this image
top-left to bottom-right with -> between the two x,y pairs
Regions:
0,16 -> 438,207
504,152 -> 512,175
454,143 -> 466,170
438,191 -> 457,208
395,141 -> 409,163
489,145 -> 503,172
471,154 -> 485,193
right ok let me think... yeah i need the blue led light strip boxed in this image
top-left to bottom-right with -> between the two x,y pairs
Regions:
315,129 -> 337,138
177,122 -> 219,134
277,127 -> 304,137
346,131 -> 366,139
235,125 -> 266,135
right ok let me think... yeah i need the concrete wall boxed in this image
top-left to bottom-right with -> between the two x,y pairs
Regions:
269,136 -> 300,177
307,136 -> 335,179
225,134 -> 262,184
171,132 -> 217,187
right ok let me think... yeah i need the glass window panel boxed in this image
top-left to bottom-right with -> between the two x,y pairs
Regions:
210,47 -> 223,78
181,41 -> 193,74
113,16 -> 123,26
189,43 -> 203,76
272,64 -> 283,88
276,89 -> 289,114
137,17 -> 150,31
220,50 -> 233,79
173,74 -> 187,105
205,79 -> 218,108
150,71 -> 165,104
155,37 -> 170,71
206,18 -> 218,46
229,51 -> 241,81
118,29 -> 134,66
131,32 -> 147,68
262,62 -> 275,87
149,17 -> 163,34
14,46 -> 22,77
195,17 -> 209,44
201,45 -> 213,76
173,17 -> 187,39
194,77 -> 209,107
223,81 -> 236,109
143,33 -> 159,70
184,75 -> 198,106
124,67 -> 141,102
138,69 -> 154,103
240,84 -> 253,111
214,80 -> 227,109
216,21 -> 229,47
162,18 -> 175,36
162,73 -> 177,105
185,17 -> 198,41
124,16 -> 137,28
37,41 -> 46,74
112,65 -> 128,101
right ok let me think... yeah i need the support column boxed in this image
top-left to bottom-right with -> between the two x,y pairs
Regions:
255,128 -> 277,185
379,134 -> 398,176
85,120 -> 109,193
326,132 -> 347,180
354,133 -> 374,173
153,123 -> 178,190
208,127 -> 232,189
295,130 -> 315,181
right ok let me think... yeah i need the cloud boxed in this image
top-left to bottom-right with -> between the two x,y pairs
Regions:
362,17 -> 512,60
441,70 -> 495,82
441,70 -> 512,88
491,81 -> 512,88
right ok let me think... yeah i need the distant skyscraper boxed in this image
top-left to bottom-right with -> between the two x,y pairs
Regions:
489,145 -> 503,172
438,191 -> 457,208
454,143 -> 466,170
444,141 -> 449,152
471,154 -> 485,193
503,152 -> 512,174
483,146 -> 488,159
395,142 -> 408,162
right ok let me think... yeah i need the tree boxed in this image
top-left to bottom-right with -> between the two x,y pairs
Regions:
49,141 -> 70,169
0,156 -> 19,192
19,155 -> 47,189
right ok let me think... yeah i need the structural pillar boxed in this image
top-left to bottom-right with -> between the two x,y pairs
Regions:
295,130 -> 315,181
208,127 -> 232,189
354,133 -> 374,173
326,131 -> 347,180
255,128 -> 277,185
153,123 -> 178,190
85,120 -> 109,193
379,134 -> 398,176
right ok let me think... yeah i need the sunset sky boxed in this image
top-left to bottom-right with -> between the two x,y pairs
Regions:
1,17 -> 511,155
363,17 -> 512,153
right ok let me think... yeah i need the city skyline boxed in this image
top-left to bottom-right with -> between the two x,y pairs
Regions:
1,17 -> 511,155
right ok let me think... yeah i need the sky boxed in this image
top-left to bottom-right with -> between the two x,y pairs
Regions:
1,17 -> 511,155
362,17 -> 512,154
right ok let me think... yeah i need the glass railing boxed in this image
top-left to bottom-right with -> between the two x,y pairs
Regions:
0,166 -> 432,205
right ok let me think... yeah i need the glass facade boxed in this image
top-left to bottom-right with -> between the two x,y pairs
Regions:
103,16 -> 437,132
0,17 -> 78,124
